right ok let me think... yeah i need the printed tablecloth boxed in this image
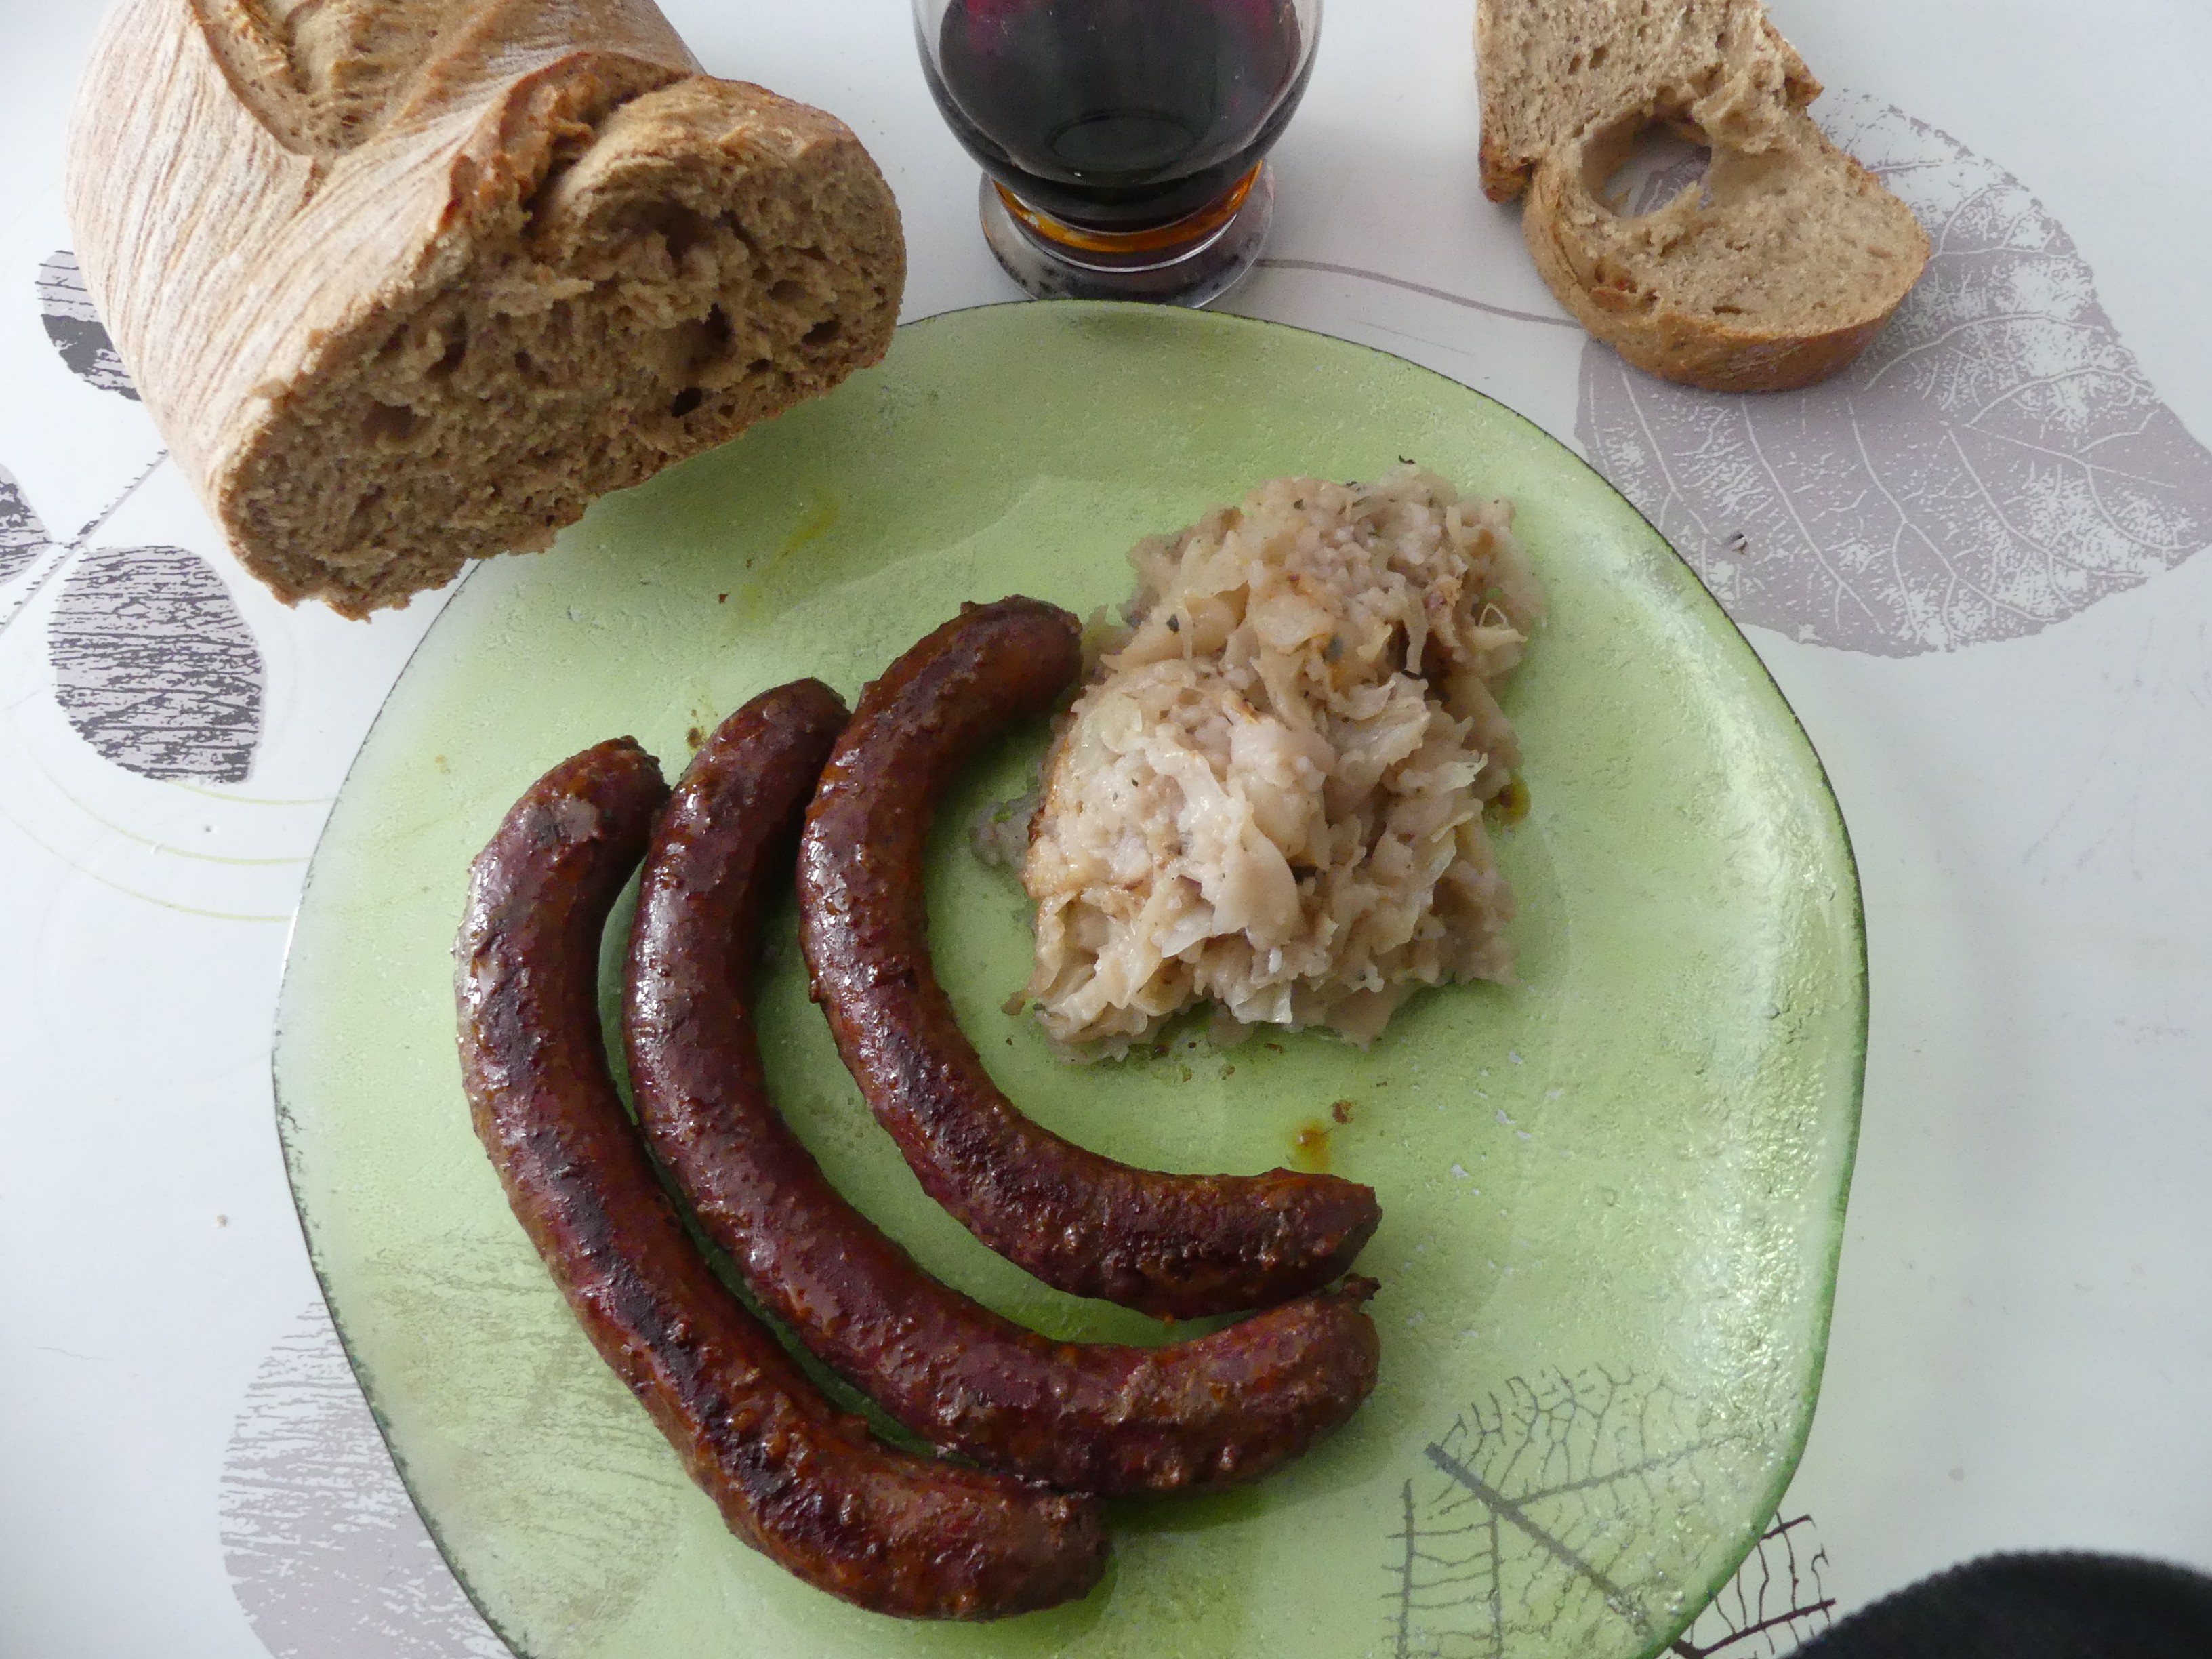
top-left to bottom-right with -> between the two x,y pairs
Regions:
3,1 -> 2208,1653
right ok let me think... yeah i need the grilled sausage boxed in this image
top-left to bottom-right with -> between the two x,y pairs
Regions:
455,738 -> 1107,1620
626,682 -> 1380,1495
797,598 -> 1384,1318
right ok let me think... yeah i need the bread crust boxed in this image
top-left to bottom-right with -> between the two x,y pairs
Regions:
66,0 -> 905,614
1521,129 -> 1918,393
1475,0 -> 1922,392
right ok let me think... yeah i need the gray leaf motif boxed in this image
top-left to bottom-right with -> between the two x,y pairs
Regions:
48,545 -> 264,782
1578,91 -> 2212,655
1673,1514 -> 1835,1657
0,464 -> 48,587
36,251 -> 138,399
222,1304 -> 510,1659
1384,1368 -> 1761,1658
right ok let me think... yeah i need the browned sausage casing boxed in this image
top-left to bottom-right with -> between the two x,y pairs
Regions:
454,738 -> 1107,1620
627,682 -> 1380,1495
796,597 -> 1385,1319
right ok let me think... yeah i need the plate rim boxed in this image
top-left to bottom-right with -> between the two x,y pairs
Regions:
268,296 -> 1869,1659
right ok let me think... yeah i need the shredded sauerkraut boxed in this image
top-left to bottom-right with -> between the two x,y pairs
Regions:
1019,465 -> 1542,1050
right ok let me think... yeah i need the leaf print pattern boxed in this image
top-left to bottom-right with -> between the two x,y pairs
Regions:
1577,92 -> 2212,655
222,1305 -> 508,1659
1673,1515 -> 1835,1656
0,464 -> 47,588
48,544 -> 264,782
37,251 -> 139,400
1385,1369 -> 1761,1658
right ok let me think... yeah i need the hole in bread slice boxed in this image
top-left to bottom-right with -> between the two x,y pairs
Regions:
1591,115 -> 1713,217
361,401 -> 421,444
1525,96 -> 1929,390
426,322 -> 468,379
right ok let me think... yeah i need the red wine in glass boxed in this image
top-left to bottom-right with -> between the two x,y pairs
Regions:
916,0 -> 1319,303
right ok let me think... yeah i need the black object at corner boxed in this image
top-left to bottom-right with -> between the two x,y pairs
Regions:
1797,1552 -> 2212,1659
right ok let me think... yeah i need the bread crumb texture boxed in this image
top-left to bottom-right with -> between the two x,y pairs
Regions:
67,0 -> 905,614
1476,0 -> 1927,390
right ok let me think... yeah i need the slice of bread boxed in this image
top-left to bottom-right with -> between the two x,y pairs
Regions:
1475,0 -> 1927,392
67,0 -> 904,615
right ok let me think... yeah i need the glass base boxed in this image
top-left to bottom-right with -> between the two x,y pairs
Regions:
978,164 -> 1275,308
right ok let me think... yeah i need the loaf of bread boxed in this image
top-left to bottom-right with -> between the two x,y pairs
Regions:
1475,0 -> 1927,392
66,0 -> 905,615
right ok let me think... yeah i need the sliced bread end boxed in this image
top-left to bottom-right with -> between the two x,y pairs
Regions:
220,70 -> 902,616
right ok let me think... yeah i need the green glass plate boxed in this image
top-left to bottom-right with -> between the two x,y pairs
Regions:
273,301 -> 1864,1659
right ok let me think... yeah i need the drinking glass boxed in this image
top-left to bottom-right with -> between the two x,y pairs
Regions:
914,0 -> 1323,307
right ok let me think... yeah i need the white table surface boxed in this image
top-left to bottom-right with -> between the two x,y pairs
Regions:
3,1 -> 2209,1654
